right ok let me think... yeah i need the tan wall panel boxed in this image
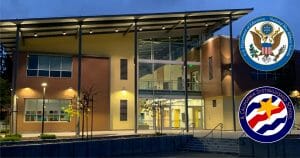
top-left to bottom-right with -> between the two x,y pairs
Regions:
204,96 -> 223,129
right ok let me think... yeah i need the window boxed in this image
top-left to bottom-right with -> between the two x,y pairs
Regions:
24,99 -> 71,122
212,100 -> 217,107
208,56 -> 213,80
250,70 -> 280,81
27,55 -> 72,77
120,59 -> 128,80
120,100 -> 128,121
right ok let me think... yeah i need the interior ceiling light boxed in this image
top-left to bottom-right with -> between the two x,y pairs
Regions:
34,33 -> 38,37
62,32 -> 67,35
205,23 -> 209,27
139,27 -> 143,31
89,30 -> 93,34
115,28 -> 119,32
162,26 -> 166,30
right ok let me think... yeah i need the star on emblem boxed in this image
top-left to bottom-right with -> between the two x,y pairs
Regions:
257,97 -> 278,119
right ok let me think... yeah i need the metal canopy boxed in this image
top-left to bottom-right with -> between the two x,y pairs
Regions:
0,8 -> 252,54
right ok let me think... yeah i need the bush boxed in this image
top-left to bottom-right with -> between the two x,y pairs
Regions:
0,129 -> 9,134
5,133 -> 22,138
0,134 -> 22,142
40,134 -> 56,139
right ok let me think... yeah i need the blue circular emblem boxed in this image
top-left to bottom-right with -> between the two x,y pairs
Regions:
239,86 -> 295,143
239,16 -> 294,71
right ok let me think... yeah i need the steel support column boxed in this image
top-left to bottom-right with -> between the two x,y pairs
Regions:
134,20 -> 138,134
11,25 -> 20,134
77,23 -> 82,136
184,16 -> 189,132
229,14 -> 237,131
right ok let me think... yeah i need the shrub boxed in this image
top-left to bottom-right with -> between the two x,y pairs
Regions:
40,134 -> 56,139
0,129 -> 9,134
5,133 -> 22,138
0,134 -> 22,142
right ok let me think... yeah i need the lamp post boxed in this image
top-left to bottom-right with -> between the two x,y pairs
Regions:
41,82 -> 47,135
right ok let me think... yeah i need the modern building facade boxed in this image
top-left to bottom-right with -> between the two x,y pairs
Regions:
1,8 -> 298,134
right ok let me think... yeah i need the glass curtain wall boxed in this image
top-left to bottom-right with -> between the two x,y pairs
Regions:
137,26 -> 206,131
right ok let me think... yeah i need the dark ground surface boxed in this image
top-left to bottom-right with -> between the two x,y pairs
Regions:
116,152 -> 240,158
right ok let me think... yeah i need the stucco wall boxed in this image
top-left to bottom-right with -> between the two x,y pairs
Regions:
18,33 -> 135,131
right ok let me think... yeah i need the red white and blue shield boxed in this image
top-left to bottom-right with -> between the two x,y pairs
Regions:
262,43 -> 272,55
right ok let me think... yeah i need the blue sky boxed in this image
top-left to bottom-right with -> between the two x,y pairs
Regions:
0,0 -> 299,49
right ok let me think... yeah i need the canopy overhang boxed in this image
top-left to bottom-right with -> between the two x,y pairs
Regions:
0,8 -> 253,54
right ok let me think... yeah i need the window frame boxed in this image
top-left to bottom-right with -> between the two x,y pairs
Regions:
24,98 -> 72,123
120,100 -> 128,121
120,58 -> 128,80
26,54 -> 73,78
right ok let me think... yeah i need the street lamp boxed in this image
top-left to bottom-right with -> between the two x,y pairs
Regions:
41,82 -> 47,135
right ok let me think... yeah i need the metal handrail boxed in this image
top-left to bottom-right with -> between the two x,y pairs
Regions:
203,123 -> 223,138
190,123 -> 195,136
240,132 -> 246,137
294,123 -> 300,129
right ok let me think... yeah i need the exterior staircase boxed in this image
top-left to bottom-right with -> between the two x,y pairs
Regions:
182,137 -> 239,154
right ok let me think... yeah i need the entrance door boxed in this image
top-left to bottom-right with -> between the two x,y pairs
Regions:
192,107 -> 204,129
163,108 -> 170,128
173,109 -> 180,128
193,108 -> 200,128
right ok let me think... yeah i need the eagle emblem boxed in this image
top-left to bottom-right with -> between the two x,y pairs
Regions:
239,16 -> 294,71
250,23 -> 286,63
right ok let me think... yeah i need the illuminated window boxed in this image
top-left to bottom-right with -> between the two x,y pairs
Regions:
24,99 -> 71,122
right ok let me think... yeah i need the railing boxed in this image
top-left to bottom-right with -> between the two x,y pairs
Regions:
139,80 -> 201,91
190,123 -> 195,136
294,123 -> 300,130
240,132 -> 246,138
203,123 -> 224,138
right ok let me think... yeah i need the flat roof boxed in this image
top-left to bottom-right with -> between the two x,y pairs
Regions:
0,8 -> 252,54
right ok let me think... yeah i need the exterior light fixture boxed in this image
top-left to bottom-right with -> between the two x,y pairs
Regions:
41,82 -> 47,135
162,26 -> 166,30
115,28 -> 119,32
41,82 -> 47,87
34,33 -> 38,37
62,32 -> 67,35
121,86 -> 127,96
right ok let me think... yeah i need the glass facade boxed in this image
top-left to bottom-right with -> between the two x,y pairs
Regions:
137,33 -> 206,130
138,98 -> 204,130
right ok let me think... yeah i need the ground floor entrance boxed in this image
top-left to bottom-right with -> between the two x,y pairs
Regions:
138,96 -> 204,130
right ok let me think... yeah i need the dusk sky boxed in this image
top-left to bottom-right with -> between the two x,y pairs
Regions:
1,0 -> 299,49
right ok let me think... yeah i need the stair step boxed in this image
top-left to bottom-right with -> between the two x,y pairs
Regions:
182,137 -> 240,154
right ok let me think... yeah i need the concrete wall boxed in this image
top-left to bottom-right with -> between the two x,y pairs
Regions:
0,135 -> 192,157
240,137 -> 300,157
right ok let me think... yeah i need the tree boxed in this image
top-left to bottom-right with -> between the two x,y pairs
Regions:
0,77 -> 11,125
